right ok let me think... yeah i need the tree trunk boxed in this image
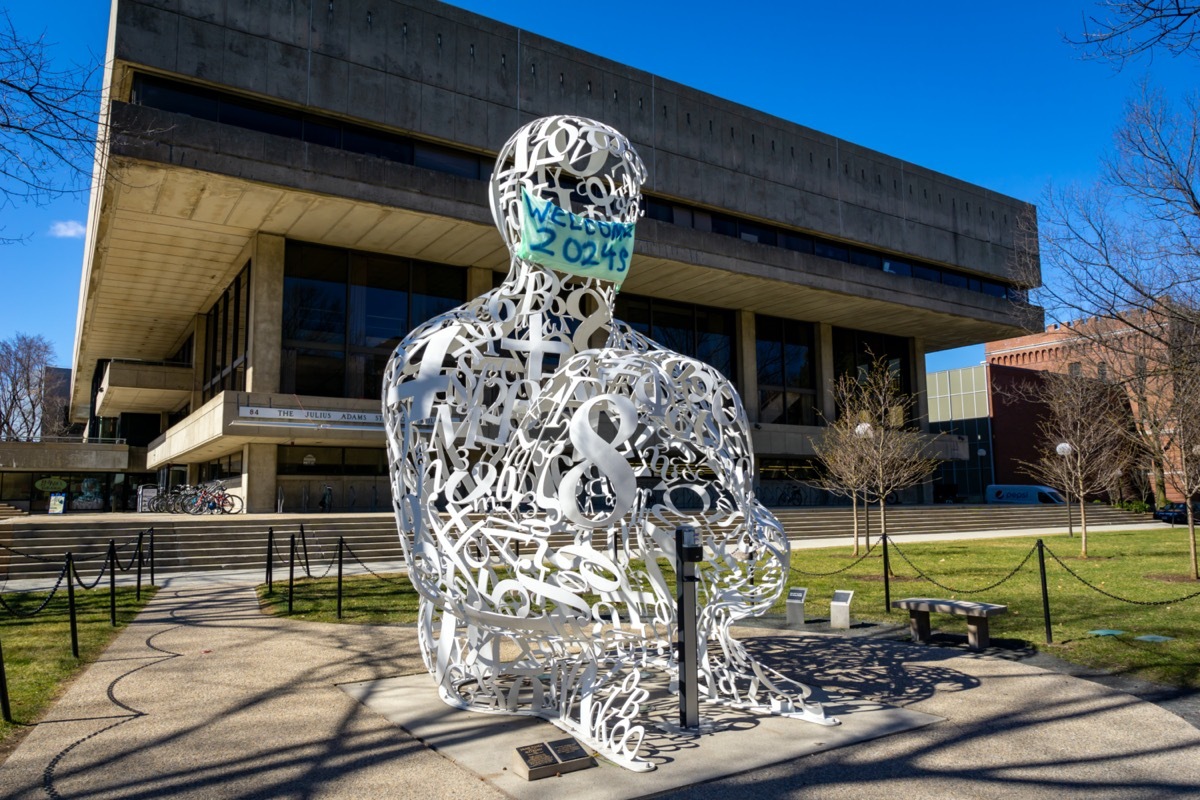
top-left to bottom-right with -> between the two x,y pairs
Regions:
1189,505 -> 1199,581
1079,497 -> 1089,558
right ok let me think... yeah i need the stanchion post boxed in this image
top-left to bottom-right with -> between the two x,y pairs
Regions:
882,534 -> 892,614
266,527 -> 275,594
136,532 -> 143,601
66,553 -> 79,659
675,525 -> 702,730
1037,539 -> 1053,644
288,534 -> 296,615
108,539 -> 117,627
0,636 -> 12,723
337,537 -> 344,620
148,528 -> 155,587
300,523 -> 310,576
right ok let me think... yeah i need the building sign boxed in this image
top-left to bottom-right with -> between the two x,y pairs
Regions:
48,493 -> 66,514
238,406 -> 383,425
35,477 -> 68,492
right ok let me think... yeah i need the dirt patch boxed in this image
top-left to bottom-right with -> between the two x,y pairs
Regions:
1145,573 -> 1200,584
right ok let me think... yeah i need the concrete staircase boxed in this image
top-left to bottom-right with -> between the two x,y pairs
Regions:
0,503 -> 27,519
0,504 -> 1154,582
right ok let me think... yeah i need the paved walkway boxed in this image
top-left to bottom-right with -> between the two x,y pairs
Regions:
2,556 -> 1200,798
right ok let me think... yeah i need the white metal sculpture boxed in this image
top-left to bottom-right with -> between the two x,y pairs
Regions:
383,115 -> 836,772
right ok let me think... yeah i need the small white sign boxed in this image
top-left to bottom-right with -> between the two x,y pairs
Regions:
238,406 -> 384,424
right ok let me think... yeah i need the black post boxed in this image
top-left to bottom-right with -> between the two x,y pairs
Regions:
149,528 -> 155,587
66,553 -> 79,659
108,539 -> 117,627
288,534 -> 296,615
266,527 -> 274,594
0,637 -> 12,723
136,533 -> 143,601
882,534 -> 892,613
300,523 -> 311,577
337,537 -> 345,620
675,526 -> 701,730
1037,539 -> 1053,644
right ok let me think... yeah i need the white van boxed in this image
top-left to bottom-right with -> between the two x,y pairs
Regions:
985,485 -> 1066,505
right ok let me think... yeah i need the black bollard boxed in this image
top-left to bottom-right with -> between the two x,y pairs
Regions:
337,537 -> 345,620
0,637 -> 11,723
882,534 -> 892,614
266,528 -> 275,594
1037,539 -> 1052,644
149,528 -> 155,587
67,553 -> 79,659
288,534 -> 296,614
136,533 -> 143,601
108,539 -> 117,626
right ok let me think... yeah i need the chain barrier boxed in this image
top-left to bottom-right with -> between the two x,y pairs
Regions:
888,538 -> 1038,595
115,542 -> 143,573
342,542 -> 408,585
1043,544 -> 1200,606
788,543 -> 878,577
0,562 -> 69,618
298,528 -> 335,580
0,543 -> 61,563
71,555 -> 110,591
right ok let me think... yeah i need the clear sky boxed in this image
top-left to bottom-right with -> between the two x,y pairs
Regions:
2,1 -> 1195,374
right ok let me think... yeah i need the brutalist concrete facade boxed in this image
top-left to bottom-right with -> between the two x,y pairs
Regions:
69,0 -> 1043,512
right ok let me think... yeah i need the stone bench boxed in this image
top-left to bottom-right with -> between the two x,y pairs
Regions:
891,597 -> 1009,651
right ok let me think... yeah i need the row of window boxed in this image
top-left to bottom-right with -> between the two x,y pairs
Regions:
203,264 -> 251,401
130,73 -> 1023,305
278,446 -> 389,476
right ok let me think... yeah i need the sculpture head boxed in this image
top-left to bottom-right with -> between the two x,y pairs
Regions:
488,116 -> 648,272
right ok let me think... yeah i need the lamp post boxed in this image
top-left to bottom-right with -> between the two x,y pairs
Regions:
855,422 -> 873,547
1056,442 -> 1074,537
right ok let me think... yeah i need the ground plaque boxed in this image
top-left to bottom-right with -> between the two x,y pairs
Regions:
513,737 -> 596,781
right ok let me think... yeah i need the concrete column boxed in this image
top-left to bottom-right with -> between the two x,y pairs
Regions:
467,266 -> 494,299
911,337 -> 934,503
190,314 -> 208,411
737,310 -> 758,422
243,443 -> 278,513
246,233 -> 285,393
817,323 -> 836,423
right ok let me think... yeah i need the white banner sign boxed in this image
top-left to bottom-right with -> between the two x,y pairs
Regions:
239,406 -> 383,424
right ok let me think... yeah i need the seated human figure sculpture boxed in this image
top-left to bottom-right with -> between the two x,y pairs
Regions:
383,115 -> 836,771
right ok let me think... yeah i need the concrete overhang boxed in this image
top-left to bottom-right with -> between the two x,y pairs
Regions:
94,360 -> 193,416
74,104 -> 1041,418
146,391 -> 385,468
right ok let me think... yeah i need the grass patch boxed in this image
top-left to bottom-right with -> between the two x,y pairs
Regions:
1,585 -> 156,750
257,573 -> 421,624
254,529 -> 1200,689
780,529 -> 1200,688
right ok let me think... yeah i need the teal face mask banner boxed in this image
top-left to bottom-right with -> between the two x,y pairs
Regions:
515,188 -> 636,288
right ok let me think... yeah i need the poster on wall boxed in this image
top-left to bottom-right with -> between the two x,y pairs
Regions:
48,493 -> 66,514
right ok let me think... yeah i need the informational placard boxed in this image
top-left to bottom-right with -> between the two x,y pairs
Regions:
512,737 -> 596,781
48,493 -> 66,514
788,588 -> 808,603
832,590 -> 854,605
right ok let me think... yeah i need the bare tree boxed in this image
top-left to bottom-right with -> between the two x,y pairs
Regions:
0,332 -> 56,440
0,12 -> 102,241
811,415 -> 873,555
1017,372 -> 1136,557
1072,1 -> 1200,65
823,354 -> 940,546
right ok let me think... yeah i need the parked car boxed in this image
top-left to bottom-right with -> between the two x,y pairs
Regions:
985,484 -> 1066,505
1154,502 -> 1200,525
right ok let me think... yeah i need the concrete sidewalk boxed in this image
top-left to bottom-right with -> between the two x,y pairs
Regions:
1,568 -> 1199,799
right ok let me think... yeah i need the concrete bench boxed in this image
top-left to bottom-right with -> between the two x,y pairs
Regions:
891,597 -> 1008,651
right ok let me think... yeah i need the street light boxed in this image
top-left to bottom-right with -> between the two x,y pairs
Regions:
1057,442 -> 1074,538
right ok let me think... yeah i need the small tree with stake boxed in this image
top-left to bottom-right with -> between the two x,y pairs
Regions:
812,414 -> 874,555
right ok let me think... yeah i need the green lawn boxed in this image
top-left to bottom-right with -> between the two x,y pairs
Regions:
780,529 -> 1200,687
1,585 -> 156,748
255,529 -> 1200,688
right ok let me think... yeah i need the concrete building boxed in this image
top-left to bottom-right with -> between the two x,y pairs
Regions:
26,0 -> 1042,513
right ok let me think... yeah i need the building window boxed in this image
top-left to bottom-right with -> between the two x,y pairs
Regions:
277,445 -> 387,476
755,315 -> 817,426
831,327 -> 913,418
202,263 -> 250,401
615,294 -> 736,384
282,242 -> 466,399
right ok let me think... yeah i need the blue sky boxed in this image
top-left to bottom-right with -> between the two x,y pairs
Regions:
2,1 -> 1196,373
